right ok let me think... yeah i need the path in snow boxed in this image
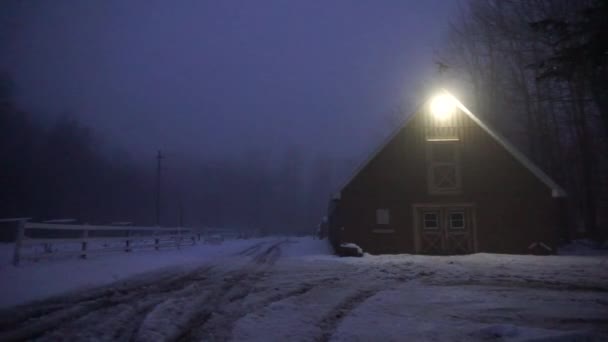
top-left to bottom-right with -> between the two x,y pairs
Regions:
0,239 -> 292,341
1,238 -> 607,341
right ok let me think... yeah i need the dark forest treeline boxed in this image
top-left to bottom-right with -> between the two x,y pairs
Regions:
1,76 -> 155,226
441,0 -> 607,240
0,76 -> 352,234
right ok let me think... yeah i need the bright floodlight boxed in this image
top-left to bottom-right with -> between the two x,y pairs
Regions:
430,94 -> 455,120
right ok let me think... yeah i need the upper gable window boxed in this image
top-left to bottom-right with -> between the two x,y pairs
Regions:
431,142 -> 457,163
427,141 -> 461,194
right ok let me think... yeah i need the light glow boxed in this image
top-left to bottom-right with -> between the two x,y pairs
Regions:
430,94 -> 456,120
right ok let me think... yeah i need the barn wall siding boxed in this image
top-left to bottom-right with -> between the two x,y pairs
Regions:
335,106 -> 559,255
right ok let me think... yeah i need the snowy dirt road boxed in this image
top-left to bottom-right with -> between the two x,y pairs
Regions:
0,240 -> 290,341
1,238 -> 607,341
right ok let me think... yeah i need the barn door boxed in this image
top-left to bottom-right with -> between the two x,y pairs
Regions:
416,205 -> 475,255
418,209 -> 444,254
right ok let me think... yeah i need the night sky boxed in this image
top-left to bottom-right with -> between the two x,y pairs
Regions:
0,0 -> 459,160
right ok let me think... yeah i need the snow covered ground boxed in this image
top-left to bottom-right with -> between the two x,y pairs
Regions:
1,238 -> 607,341
0,238 -> 278,308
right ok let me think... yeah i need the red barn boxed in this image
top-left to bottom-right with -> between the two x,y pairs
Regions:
328,90 -> 566,255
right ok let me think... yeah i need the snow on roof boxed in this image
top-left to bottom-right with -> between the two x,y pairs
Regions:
334,90 -> 566,199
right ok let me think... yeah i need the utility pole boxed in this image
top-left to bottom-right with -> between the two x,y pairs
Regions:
155,150 -> 163,226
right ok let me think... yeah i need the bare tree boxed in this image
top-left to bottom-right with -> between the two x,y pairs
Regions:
439,0 -> 607,241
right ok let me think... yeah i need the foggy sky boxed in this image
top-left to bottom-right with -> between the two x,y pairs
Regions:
0,0 -> 458,161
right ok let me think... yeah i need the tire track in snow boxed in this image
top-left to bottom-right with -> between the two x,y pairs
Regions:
0,240 -> 286,342
315,264 -> 417,342
173,239 -> 290,341
236,241 -> 268,257
253,240 -> 283,265
318,289 -> 379,342
190,283 -> 316,342
0,268 -> 207,332
0,265 -> 217,341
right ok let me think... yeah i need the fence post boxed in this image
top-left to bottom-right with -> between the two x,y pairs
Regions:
155,234 -> 159,250
81,228 -> 88,259
177,228 -> 181,250
125,229 -> 131,252
12,220 -> 26,266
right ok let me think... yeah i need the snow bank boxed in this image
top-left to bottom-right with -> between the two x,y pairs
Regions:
558,239 -> 608,256
340,243 -> 362,253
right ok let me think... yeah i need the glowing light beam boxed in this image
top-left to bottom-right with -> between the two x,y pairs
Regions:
430,94 -> 456,120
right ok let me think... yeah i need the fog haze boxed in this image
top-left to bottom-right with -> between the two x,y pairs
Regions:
1,0 -> 456,160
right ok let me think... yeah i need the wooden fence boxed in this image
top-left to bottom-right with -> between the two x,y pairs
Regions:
11,220 -> 199,265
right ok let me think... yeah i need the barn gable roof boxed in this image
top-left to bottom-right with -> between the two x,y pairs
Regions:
334,90 -> 567,199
